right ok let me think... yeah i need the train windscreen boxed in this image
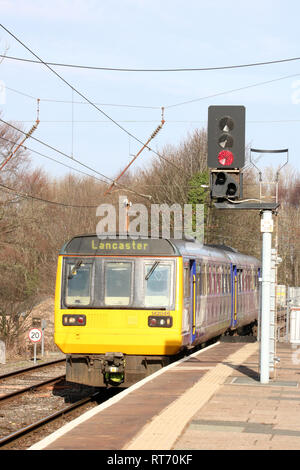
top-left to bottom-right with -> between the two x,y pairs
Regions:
62,257 -> 175,309
65,262 -> 93,306
144,262 -> 172,308
104,262 -> 132,306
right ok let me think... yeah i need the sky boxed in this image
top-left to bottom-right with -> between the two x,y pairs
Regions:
0,0 -> 299,187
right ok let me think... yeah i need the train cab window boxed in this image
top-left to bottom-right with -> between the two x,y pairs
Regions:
144,262 -> 173,308
104,262 -> 132,306
65,261 -> 93,306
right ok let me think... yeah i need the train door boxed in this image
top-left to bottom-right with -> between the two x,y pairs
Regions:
231,265 -> 238,328
190,259 -> 197,343
183,259 -> 197,344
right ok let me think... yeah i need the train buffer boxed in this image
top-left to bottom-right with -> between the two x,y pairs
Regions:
30,340 -> 300,451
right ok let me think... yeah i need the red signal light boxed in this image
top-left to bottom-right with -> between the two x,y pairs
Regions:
218,150 -> 234,166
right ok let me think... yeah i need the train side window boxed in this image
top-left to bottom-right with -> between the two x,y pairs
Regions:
197,272 -> 201,297
184,266 -> 190,298
196,262 -> 202,296
228,267 -> 230,294
104,262 -> 132,306
212,265 -> 216,294
237,271 -> 241,293
201,264 -> 207,296
226,267 -> 228,293
217,265 -> 223,294
222,266 -> 226,294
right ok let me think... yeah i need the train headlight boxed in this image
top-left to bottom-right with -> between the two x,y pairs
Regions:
62,314 -> 86,326
148,316 -> 173,328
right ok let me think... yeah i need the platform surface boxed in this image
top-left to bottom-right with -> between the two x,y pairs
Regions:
29,341 -> 300,451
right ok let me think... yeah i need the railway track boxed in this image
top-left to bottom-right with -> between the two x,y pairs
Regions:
0,359 -> 124,450
0,359 -> 66,404
0,392 -> 101,449
0,358 -> 65,381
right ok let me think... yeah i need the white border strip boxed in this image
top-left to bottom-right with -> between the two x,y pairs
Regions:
28,341 -> 219,450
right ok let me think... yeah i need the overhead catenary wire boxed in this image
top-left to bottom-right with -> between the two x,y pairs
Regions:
0,134 -> 114,185
9,118 -> 300,125
5,70 -> 300,114
165,72 -> 300,109
3,24 -> 298,184
1,53 -> 300,72
0,182 -> 99,208
5,85 -> 160,109
0,119 -> 153,201
0,24 -> 184,176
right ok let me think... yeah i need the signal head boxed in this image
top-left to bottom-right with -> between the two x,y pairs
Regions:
207,105 -> 246,169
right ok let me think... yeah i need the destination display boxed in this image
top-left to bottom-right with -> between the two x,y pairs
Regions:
63,235 -> 177,256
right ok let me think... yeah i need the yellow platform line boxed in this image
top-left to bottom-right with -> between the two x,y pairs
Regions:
124,342 -> 258,450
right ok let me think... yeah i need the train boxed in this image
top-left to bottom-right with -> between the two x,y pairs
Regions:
54,234 -> 260,387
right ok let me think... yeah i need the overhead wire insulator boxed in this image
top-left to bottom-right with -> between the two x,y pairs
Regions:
103,107 -> 166,196
0,98 -> 40,171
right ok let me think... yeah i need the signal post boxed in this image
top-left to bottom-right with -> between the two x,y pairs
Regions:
207,105 -> 280,384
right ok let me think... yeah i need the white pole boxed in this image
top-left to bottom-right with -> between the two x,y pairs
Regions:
34,343 -> 37,364
260,210 -> 273,384
41,328 -> 45,357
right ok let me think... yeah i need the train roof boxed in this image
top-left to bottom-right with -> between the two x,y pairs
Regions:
60,234 -> 260,266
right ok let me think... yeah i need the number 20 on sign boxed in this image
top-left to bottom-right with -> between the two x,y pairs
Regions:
29,328 -> 42,343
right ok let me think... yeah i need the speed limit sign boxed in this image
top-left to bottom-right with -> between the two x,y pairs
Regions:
29,328 -> 42,343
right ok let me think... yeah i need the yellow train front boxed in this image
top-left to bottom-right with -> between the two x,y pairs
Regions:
54,234 -> 260,387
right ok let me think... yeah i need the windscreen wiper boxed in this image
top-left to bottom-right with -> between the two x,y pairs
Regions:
145,261 -> 160,281
68,259 -> 83,279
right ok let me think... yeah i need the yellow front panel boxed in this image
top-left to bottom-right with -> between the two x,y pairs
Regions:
54,256 -> 184,356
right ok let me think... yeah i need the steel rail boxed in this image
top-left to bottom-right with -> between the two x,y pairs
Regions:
0,393 -> 99,448
0,374 -> 66,403
0,359 -> 65,380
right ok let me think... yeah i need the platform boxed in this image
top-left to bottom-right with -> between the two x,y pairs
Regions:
29,340 -> 300,451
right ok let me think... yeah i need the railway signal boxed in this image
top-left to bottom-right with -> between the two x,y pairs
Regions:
210,171 -> 240,201
207,105 -> 246,169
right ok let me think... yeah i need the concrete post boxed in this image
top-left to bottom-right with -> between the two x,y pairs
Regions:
260,210 -> 273,384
